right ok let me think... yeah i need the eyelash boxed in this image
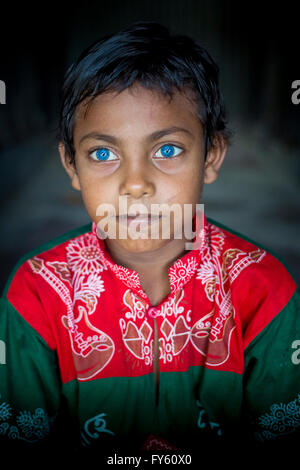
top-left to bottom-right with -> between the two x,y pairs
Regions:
88,144 -> 184,162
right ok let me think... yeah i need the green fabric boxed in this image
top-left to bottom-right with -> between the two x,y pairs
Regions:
1,290 -> 300,451
0,220 -> 299,453
0,298 -> 61,446
62,366 -> 242,450
242,288 -> 300,442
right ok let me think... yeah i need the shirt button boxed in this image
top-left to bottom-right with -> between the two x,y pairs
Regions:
147,307 -> 159,318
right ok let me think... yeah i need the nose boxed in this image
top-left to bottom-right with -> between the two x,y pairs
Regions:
119,159 -> 155,199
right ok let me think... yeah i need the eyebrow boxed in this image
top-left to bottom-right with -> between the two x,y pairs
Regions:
78,126 -> 194,146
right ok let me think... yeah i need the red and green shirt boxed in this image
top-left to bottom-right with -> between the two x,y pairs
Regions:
0,215 -> 299,454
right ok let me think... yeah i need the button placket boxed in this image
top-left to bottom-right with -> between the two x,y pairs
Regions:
145,305 -> 161,404
147,306 -> 160,319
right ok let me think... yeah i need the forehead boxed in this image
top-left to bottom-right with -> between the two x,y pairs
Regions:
73,84 -> 203,140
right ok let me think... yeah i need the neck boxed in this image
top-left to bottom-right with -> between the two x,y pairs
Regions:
105,237 -> 189,275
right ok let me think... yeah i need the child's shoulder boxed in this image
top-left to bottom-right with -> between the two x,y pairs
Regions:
207,215 -> 278,258
206,217 -> 299,350
2,222 -> 93,298
206,215 -> 297,286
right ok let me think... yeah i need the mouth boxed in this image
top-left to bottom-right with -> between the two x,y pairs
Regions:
117,214 -> 162,226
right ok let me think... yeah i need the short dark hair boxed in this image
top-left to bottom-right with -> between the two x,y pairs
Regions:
58,21 -> 231,165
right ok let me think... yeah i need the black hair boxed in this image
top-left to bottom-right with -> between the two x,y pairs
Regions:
58,21 -> 232,165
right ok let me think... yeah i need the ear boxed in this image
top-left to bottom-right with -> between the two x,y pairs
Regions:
58,142 -> 81,191
203,134 -> 227,184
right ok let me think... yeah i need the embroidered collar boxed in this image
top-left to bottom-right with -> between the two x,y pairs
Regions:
91,212 -> 207,302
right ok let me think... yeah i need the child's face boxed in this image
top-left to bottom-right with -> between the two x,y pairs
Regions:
59,84 -> 226,254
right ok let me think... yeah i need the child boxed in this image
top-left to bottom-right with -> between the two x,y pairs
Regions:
0,22 -> 299,459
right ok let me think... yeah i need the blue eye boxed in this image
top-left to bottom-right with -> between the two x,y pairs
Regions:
154,144 -> 182,159
90,148 -> 118,162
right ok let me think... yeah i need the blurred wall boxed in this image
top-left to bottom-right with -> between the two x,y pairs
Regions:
0,0 -> 299,290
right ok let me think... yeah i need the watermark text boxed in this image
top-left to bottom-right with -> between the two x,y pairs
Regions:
95,198 -> 205,250
0,340 -> 6,364
0,80 -> 6,104
291,80 -> 300,105
291,340 -> 300,364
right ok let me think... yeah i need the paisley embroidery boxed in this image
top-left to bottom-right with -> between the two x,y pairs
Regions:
81,412 -> 115,447
62,306 -> 115,381
169,257 -> 199,293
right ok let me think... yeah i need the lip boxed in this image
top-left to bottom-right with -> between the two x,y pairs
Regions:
117,214 -> 162,226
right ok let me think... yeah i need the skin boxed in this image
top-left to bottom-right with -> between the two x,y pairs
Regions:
59,83 -> 227,304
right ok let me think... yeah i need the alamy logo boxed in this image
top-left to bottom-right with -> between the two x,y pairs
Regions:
0,340 -> 6,364
291,80 -> 300,105
95,198 -> 205,250
0,80 -> 6,104
291,340 -> 300,365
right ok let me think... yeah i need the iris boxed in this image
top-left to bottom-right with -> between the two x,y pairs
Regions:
160,144 -> 175,157
96,148 -> 110,161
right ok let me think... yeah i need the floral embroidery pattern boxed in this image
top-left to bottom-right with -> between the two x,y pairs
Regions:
16,408 -> 53,440
66,233 -> 107,274
255,394 -> 300,441
28,217 -> 267,380
196,225 -> 224,302
72,272 -> 105,315
0,396 -> 54,442
0,399 -> 12,421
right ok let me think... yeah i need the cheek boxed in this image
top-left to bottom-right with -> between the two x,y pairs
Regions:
78,178 -> 113,220
153,154 -> 202,175
162,167 -> 203,204
185,162 -> 205,199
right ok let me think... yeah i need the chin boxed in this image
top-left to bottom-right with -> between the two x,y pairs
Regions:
119,237 -> 171,253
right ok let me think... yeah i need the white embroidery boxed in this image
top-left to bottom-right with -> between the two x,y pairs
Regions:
66,233 -> 107,274
119,291 -> 153,366
28,257 -> 74,316
169,257 -> 199,293
73,272 -> 105,315
29,236 -> 113,380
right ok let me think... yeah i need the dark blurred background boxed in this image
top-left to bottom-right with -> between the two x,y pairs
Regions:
0,0 -> 299,291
